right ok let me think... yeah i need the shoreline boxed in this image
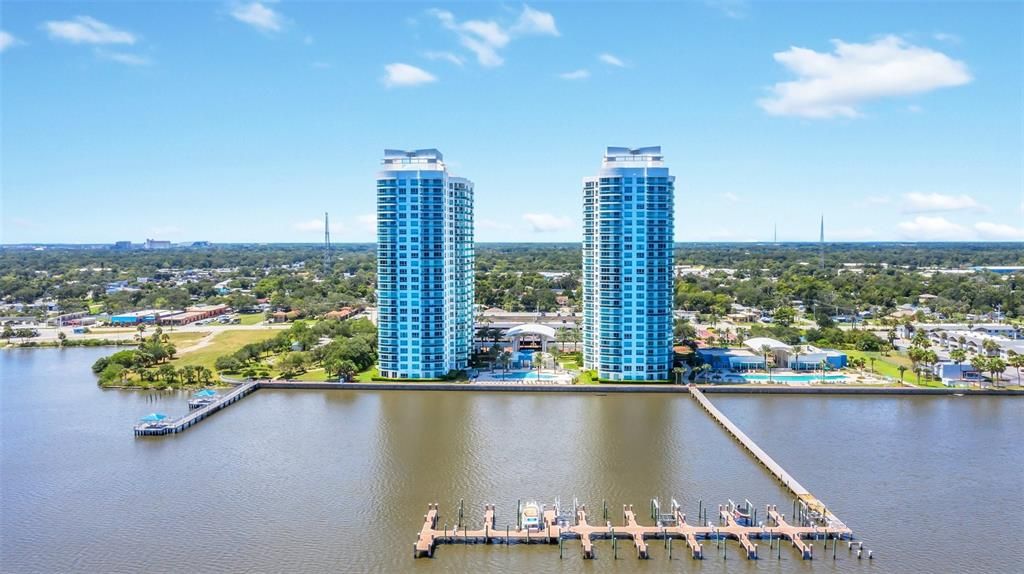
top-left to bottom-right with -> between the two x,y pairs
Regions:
258,381 -> 1024,396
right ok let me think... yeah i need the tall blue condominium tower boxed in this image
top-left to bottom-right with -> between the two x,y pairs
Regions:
376,149 -> 474,379
582,146 -> 675,381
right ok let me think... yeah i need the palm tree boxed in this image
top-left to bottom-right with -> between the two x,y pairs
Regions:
982,338 -> 999,357
759,345 -> 773,382
1008,352 -> 1024,387
988,358 -> 1007,388
197,366 -> 213,386
897,365 -> 908,385
868,357 -> 876,374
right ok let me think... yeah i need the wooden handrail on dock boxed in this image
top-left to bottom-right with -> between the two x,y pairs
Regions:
413,501 -> 852,560
133,380 -> 259,436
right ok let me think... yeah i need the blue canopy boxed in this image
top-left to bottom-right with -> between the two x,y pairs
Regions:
139,412 -> 168,422
193,389 -> 218,397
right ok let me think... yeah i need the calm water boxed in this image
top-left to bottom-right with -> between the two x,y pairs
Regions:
2,348 -> 1022,573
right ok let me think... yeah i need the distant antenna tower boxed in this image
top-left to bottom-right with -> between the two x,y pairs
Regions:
323,211 -> 332,276
773,223 -> 777,244
819,214 -> 825,269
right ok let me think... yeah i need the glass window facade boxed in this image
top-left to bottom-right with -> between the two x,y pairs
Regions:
376,149 -> 474,379
583,147 -> 674,381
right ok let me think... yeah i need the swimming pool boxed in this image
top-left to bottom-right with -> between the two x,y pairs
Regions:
491,371 -> 560,381
741,374 -> 847,383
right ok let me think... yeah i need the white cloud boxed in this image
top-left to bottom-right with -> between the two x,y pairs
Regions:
721,192 -> 740,203
230,2 -> 284,32
382,63 -> 437,87
903,192 -> 980,213
430,5 -> 557,68
897,216 -> 969,240
424,51 -> 464,66
933,32 -> 961,44
974,222 -> 1024,241
0,30 -> 19,53
98,50 -> 151,66
758,35 -> 971,119
559,69 -> 589,80
43,16 -> 136,44
598,53 -> 625,67
522,213 -> 572,233
864,195 -> 891,205
511,5 -> 560,36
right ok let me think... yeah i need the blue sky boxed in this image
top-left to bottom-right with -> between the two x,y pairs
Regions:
2,1 -> 1022,244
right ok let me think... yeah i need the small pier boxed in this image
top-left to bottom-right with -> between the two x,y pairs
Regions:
134,381 -> 258,436
689,385 -> 849,532
413,499 -> 853,560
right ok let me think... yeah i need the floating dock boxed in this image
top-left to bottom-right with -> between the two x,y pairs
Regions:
413,499 -> 853,560
134,381 -> 258,436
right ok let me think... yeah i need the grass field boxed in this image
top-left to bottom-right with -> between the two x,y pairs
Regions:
170,330 -> 280,370
165,332 -> 211,347
356,366 -> 378,381
843,349 -> 948,387
239,314 -> 266,326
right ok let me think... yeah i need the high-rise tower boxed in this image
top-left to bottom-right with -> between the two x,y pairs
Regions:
582,146 -> 675,382
376,149 -> 474,379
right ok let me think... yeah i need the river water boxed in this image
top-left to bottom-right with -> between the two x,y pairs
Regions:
2,348 -> 1021,573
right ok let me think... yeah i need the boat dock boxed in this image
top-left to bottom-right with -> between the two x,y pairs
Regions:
413,499 -> 853,560
688,385 -> 849,532
133,381 -> 258,436
416,387 -> 861,560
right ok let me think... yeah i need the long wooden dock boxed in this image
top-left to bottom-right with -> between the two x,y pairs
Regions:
413,500 -> 852,559
133,381 -> 259,436
689,385 -> 849,532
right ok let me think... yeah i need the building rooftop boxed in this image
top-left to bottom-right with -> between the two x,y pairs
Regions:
381,148 -> 446,170
602,146 -> 664,167
744,337 -> 792,351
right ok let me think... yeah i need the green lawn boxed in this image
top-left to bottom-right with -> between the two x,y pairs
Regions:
293,368 -> 336,381
170,329 -> 279,370
165,331 -> 211,347
355,366 -> 379,382
844,349 -> 947,387
559,359 -> 581,370
239,313 -> 266,326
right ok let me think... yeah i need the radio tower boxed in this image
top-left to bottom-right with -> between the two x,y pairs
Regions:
323,211 -> 332,276
819,214 -> 825,270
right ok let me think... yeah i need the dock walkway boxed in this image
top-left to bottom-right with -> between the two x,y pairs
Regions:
413,501 -> 851,560
689,385 -> 848,531
134,380 -> 258,436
